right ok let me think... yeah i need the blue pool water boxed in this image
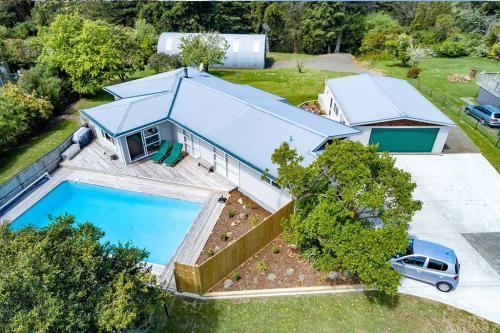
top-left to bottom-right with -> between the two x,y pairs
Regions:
11,181 -> 201,265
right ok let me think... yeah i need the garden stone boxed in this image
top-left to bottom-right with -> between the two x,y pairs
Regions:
214,246 -> 220,252
237,198 -> 244,205
286,268 -> 294,276
223,279 -> 233,289
242,204 -> 247,210
328,271 -> 339,280
227,231 -> 233,237
267,273 -> 277,281
239,212 -> 247,219
298,274 -> 305,281
230,220 -> 241,227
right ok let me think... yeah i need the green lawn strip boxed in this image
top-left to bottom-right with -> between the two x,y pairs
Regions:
267,52 -> 315,62
362,56 -> 500,171
0,69 -> 154,185
212,68 -> 353,106
158,293 -> 499,333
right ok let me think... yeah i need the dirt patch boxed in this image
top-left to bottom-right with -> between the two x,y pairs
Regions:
210,236 -> 359,292
196,190 -> 271,264
447,74 -> 471,83
298,100 -> 325,115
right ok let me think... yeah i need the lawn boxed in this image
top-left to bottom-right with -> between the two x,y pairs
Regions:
211,67 -> 352,106
156,292 -> 500,333
0,68 -> 154,184
361,55 -> 500,171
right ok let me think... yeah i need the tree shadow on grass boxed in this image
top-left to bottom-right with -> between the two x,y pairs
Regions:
363,290 -> 400,309
160,295 -> 223,333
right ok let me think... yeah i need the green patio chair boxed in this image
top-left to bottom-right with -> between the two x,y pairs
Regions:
163,142 -> 183,166
150,140 -> 170,163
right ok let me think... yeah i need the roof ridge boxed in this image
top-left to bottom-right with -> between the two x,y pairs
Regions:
178,77 -> 330,138
115,92 -> 170,133
367,74 -> 408,118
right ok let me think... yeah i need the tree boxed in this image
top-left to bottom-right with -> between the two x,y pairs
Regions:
133,19 -> 158,66
360,12 -> 401,52
407,39 -> 434,68
434,14 -> 454,41
385,33 -> 412,65
179,32 -> 228,72
2,37 -> 41,71
18,63 -> 62,109
271,140 -> 422,295
40,14 -> 142,94
0,83 -> 53,152
301,2 -> 339,54
148,53 -> 182,73
0,215 -> 163,332
263,3 -> 287,52
411,2 -> 452,31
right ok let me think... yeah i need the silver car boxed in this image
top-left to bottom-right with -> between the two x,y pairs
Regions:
390,239 -> 460,292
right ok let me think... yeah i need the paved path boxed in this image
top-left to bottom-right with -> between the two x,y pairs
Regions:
395,153 -> 500,324
271,53 -> 366,73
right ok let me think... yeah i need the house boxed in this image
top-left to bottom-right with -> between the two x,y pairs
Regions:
80,68 -> 360,211
318,74 -> 455,153
476,72 -> 500,108
157,32 -> 267,69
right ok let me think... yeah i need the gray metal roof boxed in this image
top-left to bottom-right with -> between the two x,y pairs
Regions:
81,69 -> 360,176
326,74 -> 455,126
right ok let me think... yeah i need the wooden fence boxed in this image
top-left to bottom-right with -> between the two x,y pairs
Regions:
174,200 -> 295,294
0,133 -> 74,208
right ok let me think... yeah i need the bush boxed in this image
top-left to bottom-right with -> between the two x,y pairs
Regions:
219,232 -> 229,242
227,209 -> 235,219
147,53 -> 182,73
255,260 -> 268,273
231,272 -> 241,281
438,40 -> 467,57
18,64 -> 62,110
272,245 -> 280,254
208,249 -> 216,257
250,214 -> 260,226
489,43 -> 500,59
0,83 -> 53,153
407,67 -> 421,79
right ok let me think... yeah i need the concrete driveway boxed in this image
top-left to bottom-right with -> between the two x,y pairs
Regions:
395,153 -> 500,324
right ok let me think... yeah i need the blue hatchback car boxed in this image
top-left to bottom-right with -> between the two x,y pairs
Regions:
464,104 -> 500,127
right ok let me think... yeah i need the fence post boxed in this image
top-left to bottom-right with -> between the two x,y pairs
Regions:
429,89 -> 433,98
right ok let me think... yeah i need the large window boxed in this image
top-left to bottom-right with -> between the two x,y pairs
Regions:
125,126 -> 160,162
252,39 -> 260,53
232,39 -> 240,53
165,37 -> 173,52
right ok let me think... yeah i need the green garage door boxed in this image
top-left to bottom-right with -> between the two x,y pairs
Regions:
369,128 -> 439,152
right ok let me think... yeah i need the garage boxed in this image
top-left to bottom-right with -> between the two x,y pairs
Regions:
369,128 -> 439,152
320,74 -> 455,153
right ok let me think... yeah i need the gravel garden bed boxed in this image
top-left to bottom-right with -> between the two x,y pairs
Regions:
196,190 -> 271,264
209,236 -> 359,292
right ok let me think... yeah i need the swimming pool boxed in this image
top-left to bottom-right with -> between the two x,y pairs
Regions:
11,181 -> 201,265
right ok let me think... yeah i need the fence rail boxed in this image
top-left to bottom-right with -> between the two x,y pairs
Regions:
174,200 -> 295,294
0,133 -> 75,208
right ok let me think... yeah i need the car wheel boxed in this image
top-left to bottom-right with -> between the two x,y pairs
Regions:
436,282 -> 453,292
480,119 -> 485,125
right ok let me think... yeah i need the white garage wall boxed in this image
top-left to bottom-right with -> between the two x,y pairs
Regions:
351,126 -> 371,145
432,126 -> 450,153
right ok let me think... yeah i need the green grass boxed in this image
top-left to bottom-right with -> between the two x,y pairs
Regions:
211,67 -> 352,106
0,68 -> 155,185
361,55 -> 500,171
156,293 -> 499,333
267,52 -> 315,62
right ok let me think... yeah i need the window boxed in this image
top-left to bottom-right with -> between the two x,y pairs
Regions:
263,176 -> 281,190
252,39 -> 260,53
426,259 -> 448,271
400,256 -> 427,267
101,130 -> 115,145
165,37 -> 173,52
334,103 -> 339,116
232,39 -> 240,53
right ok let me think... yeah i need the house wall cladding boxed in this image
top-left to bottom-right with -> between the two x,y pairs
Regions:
477,88 -> 500,108
0,134 -> 74,208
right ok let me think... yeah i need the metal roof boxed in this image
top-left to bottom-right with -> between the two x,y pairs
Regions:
326,74 -> 455,126
81,68 -> 360,176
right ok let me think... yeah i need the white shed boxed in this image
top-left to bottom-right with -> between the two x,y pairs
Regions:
157,32 -> 267,69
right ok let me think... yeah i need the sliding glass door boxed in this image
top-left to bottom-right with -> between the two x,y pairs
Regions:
126,126 -> 161,162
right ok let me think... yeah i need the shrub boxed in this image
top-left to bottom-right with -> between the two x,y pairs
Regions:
18,63 -> 62,110
250,214 -> 260,226
231,272 -> 241,281
489,43 -> 500,59
207,249 -> 216,257
272,245 -> 280,254
227,209 -> 235,219
438,40 -> 467,57
219,232 -> 229,242
255,260 -> 268,273
147,52 -> 182,73
407,67 -> 421,79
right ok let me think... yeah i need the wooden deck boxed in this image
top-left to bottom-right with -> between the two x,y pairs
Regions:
5,142 -> 237,289
61,142 -> 235,192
